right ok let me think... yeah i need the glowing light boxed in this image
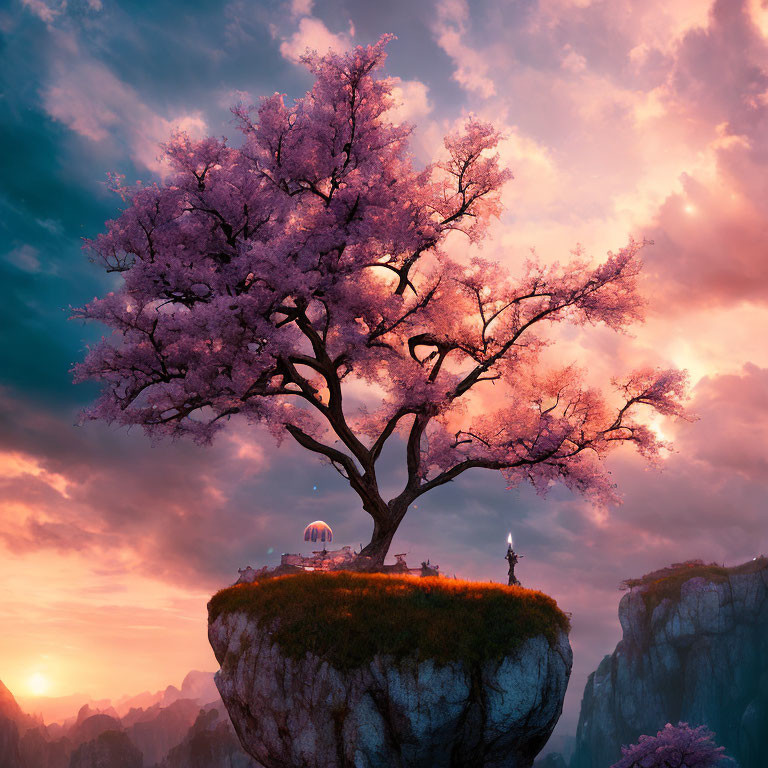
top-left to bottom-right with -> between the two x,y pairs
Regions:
684,203 -> 696,215
27,673 -> 49,697
649,418 -> 668,444
507,533 -> 513,546
748,0 -> 768,39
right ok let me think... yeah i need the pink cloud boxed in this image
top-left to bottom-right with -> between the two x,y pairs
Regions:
433,0 -> 496,98
678,363 -> 768,482
633,0 -> 768,309
560,44 -> 587,73
21,0 -> 102,23
42,48 -> 207,175
279,17 -> 351,62
21,0 -> 63,24
275,1 -> 353,64
289,0 -> 314,19
0,391 -> 275,583
5,244 -> 42,273
384,78 -> 432,126
424,0 -> 768,326
643,173 -> 768,309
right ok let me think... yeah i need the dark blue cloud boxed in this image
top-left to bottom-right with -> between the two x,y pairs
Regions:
0,0 -> 464,408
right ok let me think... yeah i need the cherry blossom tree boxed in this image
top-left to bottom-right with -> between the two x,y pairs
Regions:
74,37 -> 691,566
611,722 -> 733,768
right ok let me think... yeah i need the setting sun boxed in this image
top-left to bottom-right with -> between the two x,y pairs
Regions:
27,672 -> 50,697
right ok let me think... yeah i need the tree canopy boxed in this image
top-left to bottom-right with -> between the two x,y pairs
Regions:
74,37 -> 690,564
611,722 -> 732,768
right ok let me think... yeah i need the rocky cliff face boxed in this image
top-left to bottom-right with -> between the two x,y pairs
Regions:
0,681 -> 33,731
0,715 -> 24,768
0,679 -> 42,768
571,559 -> 768,768
210,610 -> 572,768
68,730 -> 142,768
68,713 -> 124,748
126,698 -> 201,766
161,708 -> 260,768
18,727 -> 70,768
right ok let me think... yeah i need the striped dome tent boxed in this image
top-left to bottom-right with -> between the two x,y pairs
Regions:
303,520 -> 333,544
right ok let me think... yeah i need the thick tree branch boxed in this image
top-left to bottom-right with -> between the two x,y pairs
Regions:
284,423 -> 363,487
370,406 -> 418,463
451,272 -> 630,399
413,458 -> 507,498
369,278 -> 441,343
271,300 -> 378,475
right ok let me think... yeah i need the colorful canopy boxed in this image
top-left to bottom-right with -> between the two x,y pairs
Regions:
303,520 -> 333,543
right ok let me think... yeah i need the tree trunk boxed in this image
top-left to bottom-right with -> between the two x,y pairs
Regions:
357,521 -> 397,567
357,504 -> 408,568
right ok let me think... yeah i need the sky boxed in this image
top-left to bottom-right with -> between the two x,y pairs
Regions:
2,0 -> 768,739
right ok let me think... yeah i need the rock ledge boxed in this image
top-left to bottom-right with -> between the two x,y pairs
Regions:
209,573 -> 573,768
571,557 -> 768,768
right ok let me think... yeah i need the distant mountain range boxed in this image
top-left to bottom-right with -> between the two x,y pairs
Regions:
17,670 -> 220,728
1,672 -> 259,768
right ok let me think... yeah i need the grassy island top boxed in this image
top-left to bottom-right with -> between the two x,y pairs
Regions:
620,556 -> 768,613
208,571 -> 570,670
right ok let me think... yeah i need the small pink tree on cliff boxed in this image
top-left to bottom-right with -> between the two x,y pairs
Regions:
74,38 -> 689,566
611,722 -> 733,768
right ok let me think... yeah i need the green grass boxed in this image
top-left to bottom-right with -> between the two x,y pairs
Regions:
620,557 -> 768,614
208,571 -> 570,670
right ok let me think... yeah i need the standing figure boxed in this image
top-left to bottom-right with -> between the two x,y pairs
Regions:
506,534 -> 522,586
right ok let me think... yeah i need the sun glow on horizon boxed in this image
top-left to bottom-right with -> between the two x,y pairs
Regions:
26,672 -> 50,697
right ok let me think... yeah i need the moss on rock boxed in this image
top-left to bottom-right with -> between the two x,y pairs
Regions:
208,571 -> 570,670
620,556 -> 768,613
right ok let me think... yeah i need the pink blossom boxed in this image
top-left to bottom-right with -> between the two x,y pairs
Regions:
611,722 -> 733,768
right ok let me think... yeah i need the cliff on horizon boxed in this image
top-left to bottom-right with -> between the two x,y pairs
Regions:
570,557 -> 768,768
